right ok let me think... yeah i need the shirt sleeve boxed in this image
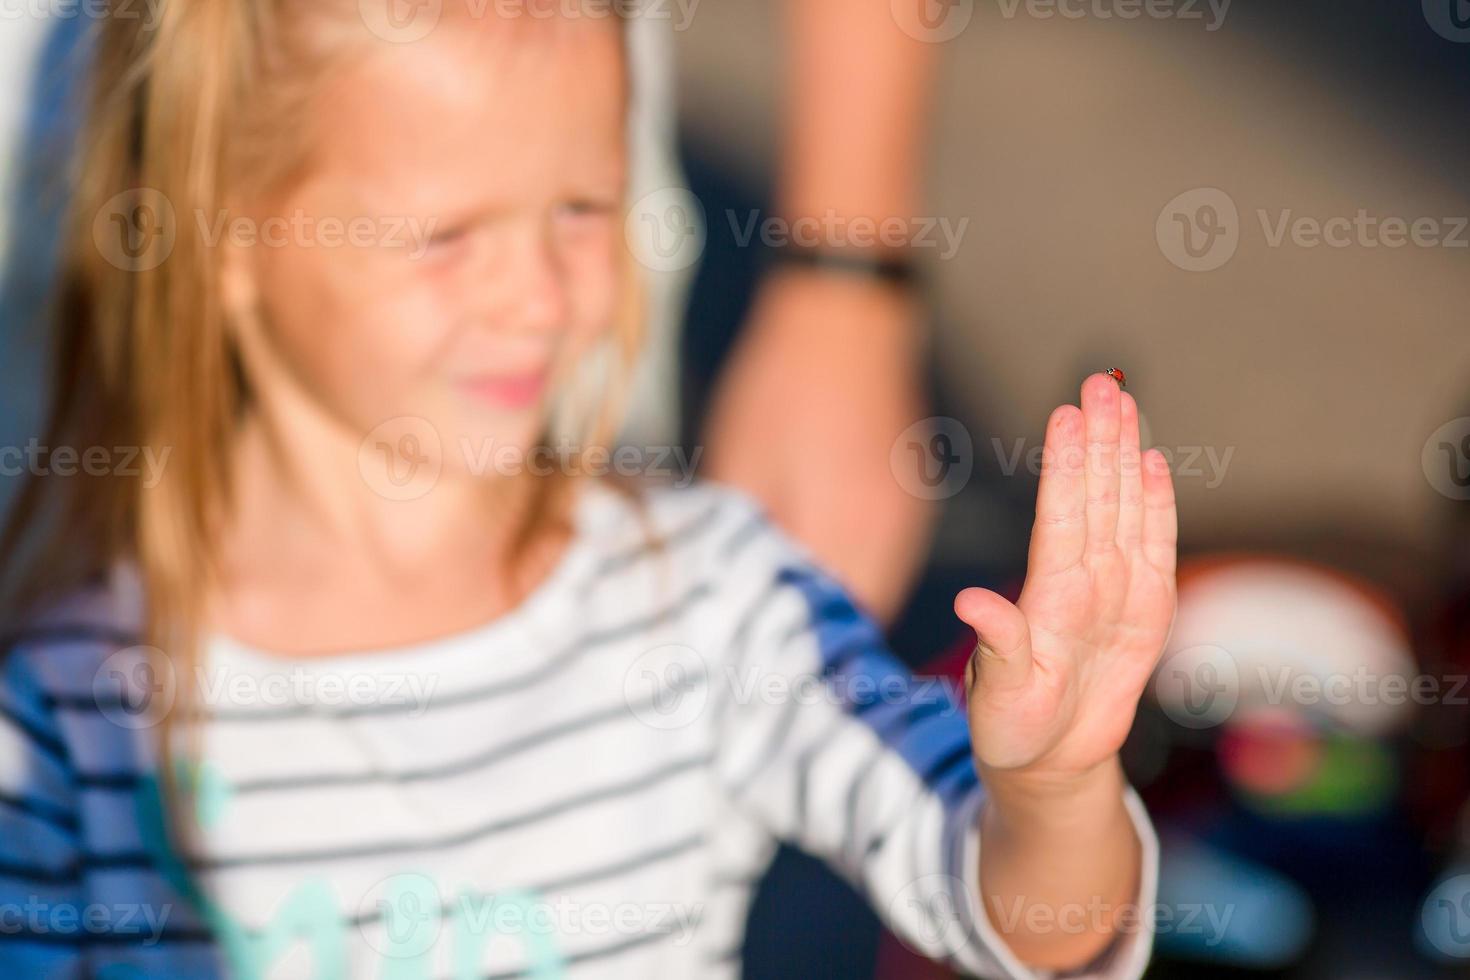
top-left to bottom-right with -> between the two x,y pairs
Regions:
707,518 -> 1159,980
0,650 -> 86,978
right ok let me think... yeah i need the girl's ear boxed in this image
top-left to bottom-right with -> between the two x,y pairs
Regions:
218,218 -> 268,364
220,237 -> 257,328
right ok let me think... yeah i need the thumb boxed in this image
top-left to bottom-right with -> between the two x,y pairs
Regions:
954,587 -> 1033,695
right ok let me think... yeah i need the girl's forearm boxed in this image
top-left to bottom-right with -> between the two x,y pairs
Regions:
779,0 -> 937,226
977,757 -> 1142,970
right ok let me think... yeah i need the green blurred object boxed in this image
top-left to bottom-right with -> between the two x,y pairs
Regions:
1236,734 -> 1396,817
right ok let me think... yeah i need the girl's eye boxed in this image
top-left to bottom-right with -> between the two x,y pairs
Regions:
420,219 -> 483,261
426,225 -> 470,250
417,222 -> 478,267
557,199 -> 617,221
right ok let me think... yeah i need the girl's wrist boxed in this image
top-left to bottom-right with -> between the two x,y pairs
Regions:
979,756 -> 1131,841
761,242 -> 922,292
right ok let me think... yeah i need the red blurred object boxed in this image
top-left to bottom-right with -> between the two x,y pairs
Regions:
1217,712 -> 1322,797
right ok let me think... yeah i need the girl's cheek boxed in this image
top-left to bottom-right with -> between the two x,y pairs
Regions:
312,259 -> 458,388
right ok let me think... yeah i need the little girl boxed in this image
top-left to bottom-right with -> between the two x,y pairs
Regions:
0,2 -> 1177,978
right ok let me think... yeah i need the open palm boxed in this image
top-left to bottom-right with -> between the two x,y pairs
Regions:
958,373 -> 1177,778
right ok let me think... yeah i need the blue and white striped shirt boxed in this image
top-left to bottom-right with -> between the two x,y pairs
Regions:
0,483 -> 1156,978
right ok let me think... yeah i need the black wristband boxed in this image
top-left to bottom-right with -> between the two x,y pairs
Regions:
764,244 -> 922,289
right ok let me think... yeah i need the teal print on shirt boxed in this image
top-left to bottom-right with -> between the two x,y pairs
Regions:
134,769 -> 567,978
135,765 -> 347,978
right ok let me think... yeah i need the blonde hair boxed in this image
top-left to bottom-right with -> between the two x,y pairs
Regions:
0,0 -> 641,836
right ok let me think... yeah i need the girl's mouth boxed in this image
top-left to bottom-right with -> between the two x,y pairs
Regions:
457,372 -> 548,410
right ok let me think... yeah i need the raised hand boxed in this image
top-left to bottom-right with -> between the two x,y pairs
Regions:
957,373 -> 1178,781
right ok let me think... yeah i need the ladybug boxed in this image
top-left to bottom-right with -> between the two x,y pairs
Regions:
1104,368 -> 1127,389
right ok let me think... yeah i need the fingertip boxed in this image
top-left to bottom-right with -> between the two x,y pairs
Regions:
954,588 -> 1015,634
1082,372 -> 1121,410
953,587 -> 984,620
1143,448 -> 1171,478
1048,403 -> 1082,435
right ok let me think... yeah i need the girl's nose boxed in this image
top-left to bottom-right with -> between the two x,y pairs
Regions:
494,230 -> 568,335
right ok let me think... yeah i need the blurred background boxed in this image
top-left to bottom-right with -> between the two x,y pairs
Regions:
4,1 -> 1470,977
670,2 -> 1470,978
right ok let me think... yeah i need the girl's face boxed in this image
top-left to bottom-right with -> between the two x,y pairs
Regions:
227,13 -> 628,474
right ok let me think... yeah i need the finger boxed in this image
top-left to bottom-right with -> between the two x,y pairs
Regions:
1029,404 -> 1087,575
954,587 -> 1033,694
1081,373 -> 1122,552
1116,392 -> 1145,547
1141,449 -> 1178,575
